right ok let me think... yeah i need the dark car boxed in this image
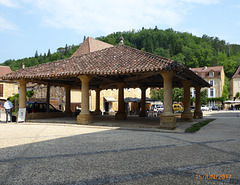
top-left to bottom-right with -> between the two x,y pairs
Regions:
26,102 -> 62,113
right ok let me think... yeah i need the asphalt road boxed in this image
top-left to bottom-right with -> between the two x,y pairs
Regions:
0,111 -> 240,184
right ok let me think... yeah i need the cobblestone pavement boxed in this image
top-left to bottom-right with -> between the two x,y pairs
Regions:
0,111 -> 240,184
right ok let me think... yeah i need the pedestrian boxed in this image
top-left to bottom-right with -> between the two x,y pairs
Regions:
4,98 -> 13,123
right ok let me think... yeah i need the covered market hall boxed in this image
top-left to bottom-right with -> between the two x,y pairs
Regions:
3,37 -> 210,129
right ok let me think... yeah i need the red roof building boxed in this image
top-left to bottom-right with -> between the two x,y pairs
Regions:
191,66 -> 225,106
230,65 -> 240,99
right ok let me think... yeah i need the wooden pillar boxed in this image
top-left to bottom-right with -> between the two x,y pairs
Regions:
65,85 -> 72,115
77,75 -> 93,124
115,82 -> 127,120
139,87 -> 148,117
46,83 -> 50,112
94,88 -> 102,115
18,79 -> 27,109
160,71 -> 176,129
194,86 -> 203,119
181,80 -> 193,121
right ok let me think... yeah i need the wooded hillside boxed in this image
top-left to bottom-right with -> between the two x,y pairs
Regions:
1,28 -> 240,79
97,28 -> 240,79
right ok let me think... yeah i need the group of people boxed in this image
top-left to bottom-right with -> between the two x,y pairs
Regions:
1,98 -> 13,123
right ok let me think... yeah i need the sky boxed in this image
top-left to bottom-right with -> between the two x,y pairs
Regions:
0,0 -> 240,63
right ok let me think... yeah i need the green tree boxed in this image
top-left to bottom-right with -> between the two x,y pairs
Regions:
35,50 -> 39,58
47,49 -> 51,57
172,88 -> 184,103
151,88 -> 164,101
235,92 -> 240,100
201,89 -> 208,105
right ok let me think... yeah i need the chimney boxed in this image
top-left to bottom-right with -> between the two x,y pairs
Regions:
21,63 -> 25,69
119,36 -> 124,45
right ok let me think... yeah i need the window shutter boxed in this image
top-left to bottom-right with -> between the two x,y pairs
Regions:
0,84 -> 3,97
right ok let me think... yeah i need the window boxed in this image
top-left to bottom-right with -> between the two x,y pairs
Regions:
209,71 -> 214,77
0,84 -> 3,97
208,88 -> 215,98
210,89 -> 214,97
209,80 -> 214,87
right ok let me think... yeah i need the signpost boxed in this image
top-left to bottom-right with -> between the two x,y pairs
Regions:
17,108 -> 26,123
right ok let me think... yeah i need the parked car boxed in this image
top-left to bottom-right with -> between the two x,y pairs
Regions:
155,104 -> 164,112
26,102 -> 62,113
173,104 -> 183,112
201,105 -> 209,111
212,105 -> 219,110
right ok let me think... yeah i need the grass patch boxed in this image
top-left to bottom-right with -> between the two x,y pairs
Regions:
185,119 -> 215,132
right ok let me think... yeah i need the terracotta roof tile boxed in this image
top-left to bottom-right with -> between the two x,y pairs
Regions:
191,66 -> 223,78
2,45 -> 210,87
231,65 -> 240,78
0,66 -> 12,80
71,37 -> 113,57
3,45 -> 181,78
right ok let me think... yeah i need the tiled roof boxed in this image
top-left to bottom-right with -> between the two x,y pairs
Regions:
191,66 -> 223,78
0,66 -> 12,80
231,65 -> 240,78
71,37 -> 113,57
3,45 -> 182,78
2,45 -> 210,88
191,66 -> 223,73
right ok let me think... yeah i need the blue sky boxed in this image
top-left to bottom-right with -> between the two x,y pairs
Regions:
0,0 -> 240,63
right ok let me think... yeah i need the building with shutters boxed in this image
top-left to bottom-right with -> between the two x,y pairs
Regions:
190,66 -> 225,107
230,65 -> 240,100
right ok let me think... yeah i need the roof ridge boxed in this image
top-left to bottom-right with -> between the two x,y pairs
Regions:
231,65 -> 240,79
87,36 -> 90,53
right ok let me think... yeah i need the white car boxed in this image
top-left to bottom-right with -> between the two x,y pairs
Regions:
155,105 -> 164,112
201,105 -> 209,111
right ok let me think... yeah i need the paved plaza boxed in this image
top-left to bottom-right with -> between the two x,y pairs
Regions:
0,111 -> 240,184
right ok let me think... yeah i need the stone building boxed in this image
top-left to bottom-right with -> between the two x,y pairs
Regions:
190,66 -> 225,106
0,66 -> 18,102
230,65 -> 240,100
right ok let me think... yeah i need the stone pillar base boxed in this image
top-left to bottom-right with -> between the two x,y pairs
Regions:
181,112 -> 193,122
194,111 -> 203,119
160,115 -> 176,130
115,111 -> 127,120
139,110 -> 148,117
94,110 -> 102,115
77,114 -> 93,124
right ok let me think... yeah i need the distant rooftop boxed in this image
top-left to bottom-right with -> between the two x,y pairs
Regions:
71,37 -> 113,57
231,65 -> 240,79
0,66 -> 12,79
191,66 -> 223,73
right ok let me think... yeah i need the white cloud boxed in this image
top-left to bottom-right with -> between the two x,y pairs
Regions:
0,0 -> 19,8
22,0 -> 186,34
182,0 -> 220,4
17,0 -> 221,35
0,17 -> 17,31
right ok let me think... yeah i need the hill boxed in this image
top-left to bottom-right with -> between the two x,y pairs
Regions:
1,28 -> 240,78
97,28 -> 240,79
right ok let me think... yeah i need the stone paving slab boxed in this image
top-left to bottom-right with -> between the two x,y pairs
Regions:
0,111 -> 240,184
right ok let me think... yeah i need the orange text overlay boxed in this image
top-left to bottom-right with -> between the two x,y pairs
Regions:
196,174 -> 232,180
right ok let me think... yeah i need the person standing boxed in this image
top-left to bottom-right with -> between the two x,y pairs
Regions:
4,98 -> 13,123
